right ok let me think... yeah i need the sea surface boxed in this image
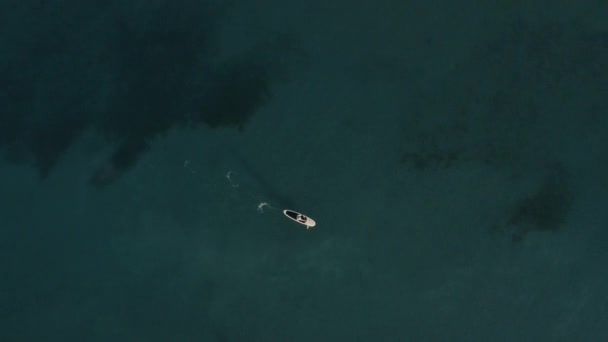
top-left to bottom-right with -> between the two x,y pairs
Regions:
1,1 -> 607,341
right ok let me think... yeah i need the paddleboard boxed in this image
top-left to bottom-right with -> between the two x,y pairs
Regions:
283,209 -> 316,229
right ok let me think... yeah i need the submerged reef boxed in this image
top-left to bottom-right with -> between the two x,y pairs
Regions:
0,2 -> 301,186
398,20 -> 602,240
502,163 -> 574,242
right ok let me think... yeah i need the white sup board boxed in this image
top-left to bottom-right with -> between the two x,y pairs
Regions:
283,209 -> 316,229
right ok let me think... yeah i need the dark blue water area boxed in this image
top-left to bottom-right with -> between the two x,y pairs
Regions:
1,1 -> 608,341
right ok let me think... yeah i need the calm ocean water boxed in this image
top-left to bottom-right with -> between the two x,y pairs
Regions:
1,1 -> 607,341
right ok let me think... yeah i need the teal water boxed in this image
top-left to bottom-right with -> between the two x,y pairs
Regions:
1,1 -> 608,341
